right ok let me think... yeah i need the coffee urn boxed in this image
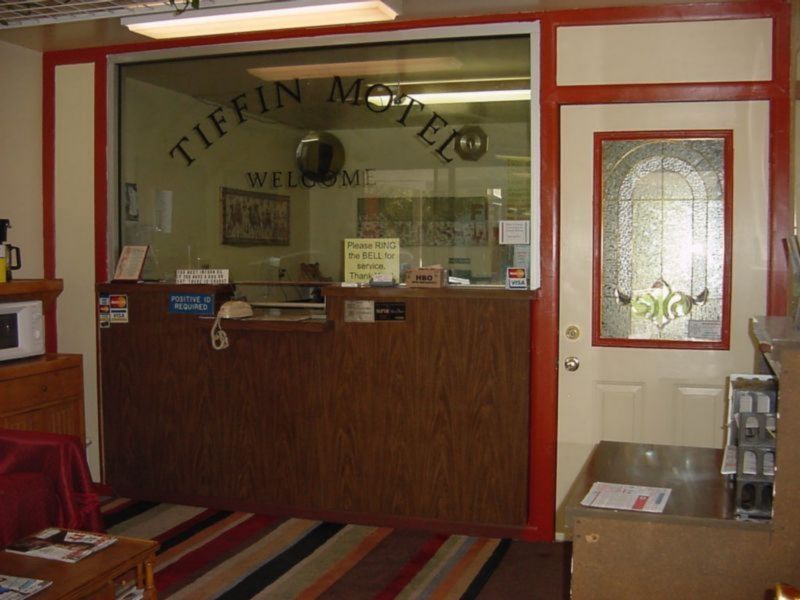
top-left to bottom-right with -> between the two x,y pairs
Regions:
0,219 -> 22,283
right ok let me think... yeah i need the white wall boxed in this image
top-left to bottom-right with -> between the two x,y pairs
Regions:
0,39 -> 42,278
54,63 -> 100,476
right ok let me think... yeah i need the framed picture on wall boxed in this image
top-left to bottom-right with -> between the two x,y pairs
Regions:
220,187 -> 290,245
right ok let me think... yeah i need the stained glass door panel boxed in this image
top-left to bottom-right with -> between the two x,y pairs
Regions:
594,132 -> 732,348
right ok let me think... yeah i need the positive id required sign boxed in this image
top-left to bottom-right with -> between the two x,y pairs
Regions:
168,293 -> 215,316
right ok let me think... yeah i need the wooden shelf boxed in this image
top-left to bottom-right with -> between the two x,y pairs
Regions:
195,316 -> 332,333
0,279 -> 63,308
749,315 -> 800,375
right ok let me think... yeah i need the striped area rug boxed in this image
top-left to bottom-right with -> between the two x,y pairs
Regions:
102,498 -> 570,599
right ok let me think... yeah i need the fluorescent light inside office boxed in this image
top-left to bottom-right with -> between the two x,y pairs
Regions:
122,0 -> 400,39
248,57 -> 463,81
369,89 -> 531,106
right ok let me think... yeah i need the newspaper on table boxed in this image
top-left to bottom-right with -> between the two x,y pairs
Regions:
580,481 -> 672,513
0,574 -> 51,600
4,528 -> 117,564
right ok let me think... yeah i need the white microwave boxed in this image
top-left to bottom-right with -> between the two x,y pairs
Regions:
0,300 -> 45,362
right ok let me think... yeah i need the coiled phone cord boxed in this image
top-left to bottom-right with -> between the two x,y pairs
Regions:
210,314 -> 229,350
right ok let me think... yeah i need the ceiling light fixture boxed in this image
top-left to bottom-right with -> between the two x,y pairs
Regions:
122,0 -> 401,40
247,57 -> 462,81
369,89 -> 531,106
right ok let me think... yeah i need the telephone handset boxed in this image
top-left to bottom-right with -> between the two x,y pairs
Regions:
218,300 -> 253,319
211,301 -> 253,350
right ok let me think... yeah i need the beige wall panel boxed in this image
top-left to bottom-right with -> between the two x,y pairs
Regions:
54,63 -> 100,477
558,19 -> 772,85
0,40 -> 43,278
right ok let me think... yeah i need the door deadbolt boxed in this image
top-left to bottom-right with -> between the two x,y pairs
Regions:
564,356 -> 580,372
565,325 -> 581,340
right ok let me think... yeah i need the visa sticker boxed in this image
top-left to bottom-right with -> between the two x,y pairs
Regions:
506,267 -> 528,290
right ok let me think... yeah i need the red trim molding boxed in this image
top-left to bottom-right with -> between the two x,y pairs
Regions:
767,3 -> 792,315
525,13 -> 560,542
42,55 -> 57,352
94,61 -> 108,284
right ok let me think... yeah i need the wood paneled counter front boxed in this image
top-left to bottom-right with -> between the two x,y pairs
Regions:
98,283 -> 534,534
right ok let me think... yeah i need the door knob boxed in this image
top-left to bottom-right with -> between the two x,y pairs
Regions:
564,356 -> 580,372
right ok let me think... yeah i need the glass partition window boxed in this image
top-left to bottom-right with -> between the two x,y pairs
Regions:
117,34 -> 534,296
593,131 -> 732,348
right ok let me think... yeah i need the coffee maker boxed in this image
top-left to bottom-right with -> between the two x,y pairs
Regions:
0,219 -> 21,283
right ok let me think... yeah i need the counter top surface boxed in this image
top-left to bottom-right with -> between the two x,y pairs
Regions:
563,441 -> 763,530
323,284 -> 538,300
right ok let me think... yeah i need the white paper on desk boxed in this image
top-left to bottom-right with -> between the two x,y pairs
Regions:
580,481 -> 672,513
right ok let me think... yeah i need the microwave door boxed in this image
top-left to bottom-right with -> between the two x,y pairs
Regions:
0,313 -> 19,350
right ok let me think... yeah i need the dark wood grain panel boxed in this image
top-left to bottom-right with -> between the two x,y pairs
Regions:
100,284 -> 531,527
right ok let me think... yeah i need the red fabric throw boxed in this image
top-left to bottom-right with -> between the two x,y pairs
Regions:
0,429 -> 103,546
0,472 -> 59,547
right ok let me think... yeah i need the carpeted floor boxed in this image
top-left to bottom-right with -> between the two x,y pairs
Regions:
102,498 -> 571,599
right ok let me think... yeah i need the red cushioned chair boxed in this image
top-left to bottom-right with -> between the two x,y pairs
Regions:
0,428 -> 103,548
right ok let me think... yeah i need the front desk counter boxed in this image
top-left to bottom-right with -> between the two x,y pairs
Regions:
564,440 -> 798,598
97,282 -> 537,535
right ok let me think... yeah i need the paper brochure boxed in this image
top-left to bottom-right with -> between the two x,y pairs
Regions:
581,481 -> 672,513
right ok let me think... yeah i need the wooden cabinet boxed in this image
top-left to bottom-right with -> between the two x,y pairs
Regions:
0,354 -> 85,440
0,279 -> 83,440
564,315 -> 800,598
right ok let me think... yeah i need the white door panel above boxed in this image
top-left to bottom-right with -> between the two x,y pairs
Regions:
673,385 -> 726,448
596,382 -> 644,443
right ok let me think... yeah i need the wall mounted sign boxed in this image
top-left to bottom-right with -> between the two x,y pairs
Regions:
344,300 -> 375,323
499,220 -> 531,245
375,302 -> 406,321
343,300 -> 406,322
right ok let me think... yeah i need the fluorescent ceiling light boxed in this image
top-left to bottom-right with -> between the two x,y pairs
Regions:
122,0 -> 401,40
369,89 -> 531,106
386,76 -> 530,86
248,57 -> 462,81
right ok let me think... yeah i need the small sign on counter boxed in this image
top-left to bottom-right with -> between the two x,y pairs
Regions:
168,293 -> 215,316
505,267 -> 528,289
98,293 -> 129,325
344,300 -> 406,322
343,238 -> 400,284
405,267 -> 447,288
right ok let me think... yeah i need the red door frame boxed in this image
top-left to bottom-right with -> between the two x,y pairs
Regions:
41,0 -> 791,541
